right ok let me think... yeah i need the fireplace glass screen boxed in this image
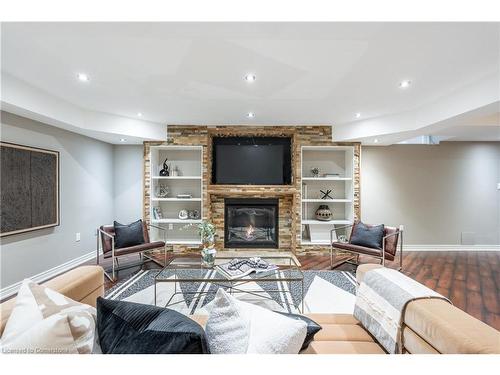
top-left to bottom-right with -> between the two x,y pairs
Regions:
224,198 -> 279,248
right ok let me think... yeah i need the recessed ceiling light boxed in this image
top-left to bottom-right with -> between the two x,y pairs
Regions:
120,138 -> 127,142
246,112 -> 255,118
355,113 -> 361,119
137,112 -> 143,117
244,74 -> 256,82
77,73 -> 89,82
399,80 -> 411,89
374,139 -> 379,143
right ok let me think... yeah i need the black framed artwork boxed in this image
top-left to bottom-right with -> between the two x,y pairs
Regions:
0,142 -> 60,237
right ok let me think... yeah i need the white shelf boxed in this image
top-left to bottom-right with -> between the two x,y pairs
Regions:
302,177 -> 352,181
302,219 -> 351,225
302,199 -> 352,203
152,176 -> 202,180
151,219 -> 202,224
152,198 -> 202,202
166,240 -> 202,245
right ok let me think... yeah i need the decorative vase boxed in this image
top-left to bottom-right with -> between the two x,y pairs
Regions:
201,235 -> 216,267
315,205 -> 332,221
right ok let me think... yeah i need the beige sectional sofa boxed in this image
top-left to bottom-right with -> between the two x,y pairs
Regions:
1,264 -> 498,354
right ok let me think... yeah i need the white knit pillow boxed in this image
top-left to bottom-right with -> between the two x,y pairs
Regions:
205,289 -> 250,353
1,279 -> 97,354
206,289 -> 307,354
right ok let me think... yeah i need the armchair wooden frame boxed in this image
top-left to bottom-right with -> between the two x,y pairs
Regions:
96,223 -> 167,281
330,224 -> 404,270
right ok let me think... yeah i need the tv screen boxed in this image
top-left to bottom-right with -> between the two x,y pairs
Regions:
212,137 -> 292,185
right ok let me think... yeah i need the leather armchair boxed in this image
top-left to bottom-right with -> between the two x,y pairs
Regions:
330,222 -> 404,270
96,221 -> 167,281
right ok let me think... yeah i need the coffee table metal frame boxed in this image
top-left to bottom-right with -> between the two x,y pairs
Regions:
154,255 -> 304,313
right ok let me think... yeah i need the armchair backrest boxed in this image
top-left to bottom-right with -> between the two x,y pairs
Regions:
349,221 -> 399,256
99,221 -> 150,253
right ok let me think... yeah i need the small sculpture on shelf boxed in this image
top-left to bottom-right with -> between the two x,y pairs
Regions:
320,189 -> 333,200
159,157 -> 170,176
178,209 -> 189,220
310,167 -> 320,178
315,205 -> 333,221
155,184 -> 169,198
189,210 -> 200,219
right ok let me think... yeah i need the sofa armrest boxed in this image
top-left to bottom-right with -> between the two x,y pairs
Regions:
0,265 -> 104,336
355,263 -> 384,285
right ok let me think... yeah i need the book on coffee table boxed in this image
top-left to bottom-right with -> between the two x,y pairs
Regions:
216,258 -> 278,280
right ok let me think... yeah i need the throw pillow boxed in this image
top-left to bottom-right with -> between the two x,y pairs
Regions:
350,221 -> 385,249
205,288 -> 251,354
205,289 -> 307,354
1,279 -> 97,354
96,297 -> 209,354
113,219 -> 145,248
275,311 -> 322,351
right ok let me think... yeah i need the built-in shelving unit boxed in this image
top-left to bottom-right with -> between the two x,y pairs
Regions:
149,145 -> 203,245
300,146 -> 355,245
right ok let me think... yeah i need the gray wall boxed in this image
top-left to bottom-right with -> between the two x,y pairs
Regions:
0,112 -> 115,287
361,142 -> 500,245
113,145 -> 143,223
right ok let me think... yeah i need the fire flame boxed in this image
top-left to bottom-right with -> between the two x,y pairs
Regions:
245,224 -> 255,239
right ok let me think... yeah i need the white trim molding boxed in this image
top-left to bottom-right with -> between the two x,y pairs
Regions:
0,250 -> 99,301
404,244 -> 500,252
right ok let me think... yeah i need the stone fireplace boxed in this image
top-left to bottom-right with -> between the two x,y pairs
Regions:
224,198 -> 279,248
143,125 -> 361,254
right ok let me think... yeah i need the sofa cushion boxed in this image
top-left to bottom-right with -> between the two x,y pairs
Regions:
204,288 -> 250,354
113,219 -> 145,249
275,311 -> 322,350
350,222 -> 385,249
205,289 -> 307,354
96,298 -> 209,354
302,341 -> 386,354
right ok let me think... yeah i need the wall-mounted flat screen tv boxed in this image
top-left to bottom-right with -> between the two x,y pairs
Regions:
212,137 -> 292,185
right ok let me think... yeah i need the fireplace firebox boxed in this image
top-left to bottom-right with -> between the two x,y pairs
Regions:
224,198 -> 279,248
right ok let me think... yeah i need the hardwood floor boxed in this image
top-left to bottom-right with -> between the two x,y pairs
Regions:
88,251 -> 500,330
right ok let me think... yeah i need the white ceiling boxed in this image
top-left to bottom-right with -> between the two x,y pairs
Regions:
1,22 -> 499,143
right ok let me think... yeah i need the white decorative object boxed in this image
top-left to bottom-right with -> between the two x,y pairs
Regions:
155,184 -> 169,198
205,289 -> 250,354
205,289 -> 307,354
1,279 -> 97,354
178,209 -> 189,220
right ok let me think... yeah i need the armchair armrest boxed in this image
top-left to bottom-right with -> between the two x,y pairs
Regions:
330,223 -> 355,243
97,228 -> 114,239
146,222 -> 167,244
97,228 -> 115,258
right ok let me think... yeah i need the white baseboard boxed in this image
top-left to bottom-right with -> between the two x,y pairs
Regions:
0,250 -> 99,301
404,244 -> 500,252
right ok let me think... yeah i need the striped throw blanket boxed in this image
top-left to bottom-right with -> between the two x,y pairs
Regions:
354,268 -> 449,354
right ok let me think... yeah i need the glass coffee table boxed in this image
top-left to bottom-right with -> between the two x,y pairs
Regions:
154,254 -> 304,312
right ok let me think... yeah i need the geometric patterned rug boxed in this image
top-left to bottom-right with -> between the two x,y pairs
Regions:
105,270 -> 357,316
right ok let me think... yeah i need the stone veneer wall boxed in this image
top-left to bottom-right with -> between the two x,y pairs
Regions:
144,126 -> 361,254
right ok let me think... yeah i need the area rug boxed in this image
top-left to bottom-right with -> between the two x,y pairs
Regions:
105,269 -> 357,315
